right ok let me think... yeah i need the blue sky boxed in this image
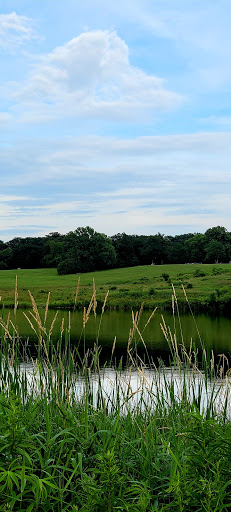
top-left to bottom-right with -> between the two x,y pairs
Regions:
1,0 -> 231,240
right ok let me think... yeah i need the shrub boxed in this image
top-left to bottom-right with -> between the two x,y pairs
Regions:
212,266 -> 224,275
194,269 -> 206,277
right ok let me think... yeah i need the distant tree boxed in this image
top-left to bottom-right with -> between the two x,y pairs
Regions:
204,226 -> 231,262
111,233 -> 139,268
41,233 -> 65,267
204,226 -> 230,243
205,240 -> 226,263
0,247 -> 12,269
186,233 -> 206,262
140,233 -> 168,265
6,237 -> 47,268
167,234 -> 192,263
57,226 -> 116,274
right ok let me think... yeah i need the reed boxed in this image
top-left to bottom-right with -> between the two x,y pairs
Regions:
0,283 -> 230,511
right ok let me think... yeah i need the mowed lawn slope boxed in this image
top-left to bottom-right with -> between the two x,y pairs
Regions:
1,264 -> 231,310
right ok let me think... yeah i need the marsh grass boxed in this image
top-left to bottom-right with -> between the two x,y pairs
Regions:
0,282 -> 230,511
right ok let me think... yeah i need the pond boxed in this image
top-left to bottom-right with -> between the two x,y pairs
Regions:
2,307 -> 231,365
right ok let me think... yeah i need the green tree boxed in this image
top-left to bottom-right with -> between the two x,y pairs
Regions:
186,233 -> 206,262
57,226 -> 116,274
205,240 -> 226,263
111,233 -> 139,267
204,226 -> 231,262
141,233 -> 168,265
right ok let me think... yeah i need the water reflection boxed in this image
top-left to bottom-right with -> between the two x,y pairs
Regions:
16,361 -> 230,418
1,307 -> 231,364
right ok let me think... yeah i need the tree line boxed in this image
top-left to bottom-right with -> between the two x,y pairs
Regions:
0,225 -> 230,274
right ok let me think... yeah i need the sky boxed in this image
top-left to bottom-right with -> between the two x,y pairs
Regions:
1,0 -> 231,241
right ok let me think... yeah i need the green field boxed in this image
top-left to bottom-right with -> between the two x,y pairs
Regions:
1,263 -> 231,311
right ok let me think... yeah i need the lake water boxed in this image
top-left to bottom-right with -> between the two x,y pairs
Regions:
2,307 -> 231,364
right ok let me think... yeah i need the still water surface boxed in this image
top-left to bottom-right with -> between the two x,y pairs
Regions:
3,307 -> 231,363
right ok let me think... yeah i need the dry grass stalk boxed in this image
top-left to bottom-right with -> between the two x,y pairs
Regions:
0,317 -> 13,342
28,290 -> 43,342
74,276 -> 80,311
9,319 -> 19,343
0,313 -> 13,342
137,302 -> 144,326
132,310 -> 138,327
142,307 -> 157,333
49,310 -> 59,338
111,336 -> 117,357
172,294 -> 175,315
60,317 -> 65,340
161,315 -> 168,337
83,307 -> 86,329
173,333 -> 179,359
14,275 -> 18,316
44,292 -> 50,325
28,311 -> 47,336
132,314 -> 148,353
93,278 -> 97,318
210,350 -> 214,373
102,290 -> 109,315
84,293 -> 95,327
23,312 -> 40,339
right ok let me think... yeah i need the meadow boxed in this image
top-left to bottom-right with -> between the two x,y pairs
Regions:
1,263 -> 231,311
0,285 -> 230,511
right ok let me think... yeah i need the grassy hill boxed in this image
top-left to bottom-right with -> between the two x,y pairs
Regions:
1,264 -> 231,311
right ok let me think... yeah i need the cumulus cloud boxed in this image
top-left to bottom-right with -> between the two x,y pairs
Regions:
0,12 -> 35,51
8,30 -> 182,122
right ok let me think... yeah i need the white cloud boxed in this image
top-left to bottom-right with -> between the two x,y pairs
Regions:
0,12 -> 35,51
7,30 -> 182,122
0,131 -> 231,239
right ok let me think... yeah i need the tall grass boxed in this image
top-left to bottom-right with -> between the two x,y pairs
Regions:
0,284 -> 230,511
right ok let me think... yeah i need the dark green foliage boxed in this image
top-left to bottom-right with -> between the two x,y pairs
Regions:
1,225 -> 231,272
194,269 -> 206,277
162,272 -> 170,281
212,266 -> 224,275
57,227 -> 116,275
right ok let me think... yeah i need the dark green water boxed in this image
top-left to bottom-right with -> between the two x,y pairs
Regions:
3,308 -> 231,363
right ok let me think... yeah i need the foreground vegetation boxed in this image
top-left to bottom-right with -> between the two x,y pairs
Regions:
1,263 -> 231,312
0,288 -> 230,511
